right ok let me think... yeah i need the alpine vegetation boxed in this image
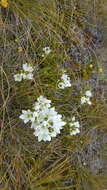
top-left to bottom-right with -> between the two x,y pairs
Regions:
19,96 -> 66,142
58,72 -> 71,89
14,63 -> 34,81
81,90 -> 92,105
69,116 -> 80,135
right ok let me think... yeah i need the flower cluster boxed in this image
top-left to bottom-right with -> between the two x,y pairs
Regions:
69,116 -> 80,135
19,96 -> 66,142
42,46 -> 51,57
81,90 -> 92,105
14,63 -> 34,81
58,72 -> 71,89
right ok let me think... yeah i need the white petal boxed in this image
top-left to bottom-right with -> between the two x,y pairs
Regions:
14,74 -> 23,81
23,63 -> 33,72
70,128 -> 80,135
72,116 -> 75,121
85,90 -> 92,97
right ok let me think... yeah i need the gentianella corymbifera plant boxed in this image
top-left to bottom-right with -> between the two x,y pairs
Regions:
58,71 -> 71,89
14,63 -> 34,81
81,90 -> 92,105
19,96 -> 66,142
14,63 -> 92,141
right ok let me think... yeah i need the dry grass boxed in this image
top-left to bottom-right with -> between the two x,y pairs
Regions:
0,0 -> 107,189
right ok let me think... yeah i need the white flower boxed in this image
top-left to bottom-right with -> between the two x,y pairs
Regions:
14,63 -> 34,82
61,73 -> 69,81
19,110 -> 34,123
37,96 -> 51,105
81,90 -> 92,105
34,96 -> 51,110
33,105 -> 66,141
20,96 -> 66,142
14,73 -> 23,81
70,121 -> 80,128
34,127 -> 51,142
86,97 -> 92,105
14,72 -> 33,81
81,96 -> 88,104
85,90 -> 92,97
70,128 -> 80,135
64,80 -> 71,87
52,121 -> 66,132
72,116 -> 75,121
43,46 -> 51,55
81,96 -> 92,105
22,73 -> 33,80
69,116 -> 80,136
58,82 -> 66,89
58,72 -> 71,89
22,63 -> 34,72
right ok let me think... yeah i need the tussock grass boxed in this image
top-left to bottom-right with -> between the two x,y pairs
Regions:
0,0 -> 107,189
